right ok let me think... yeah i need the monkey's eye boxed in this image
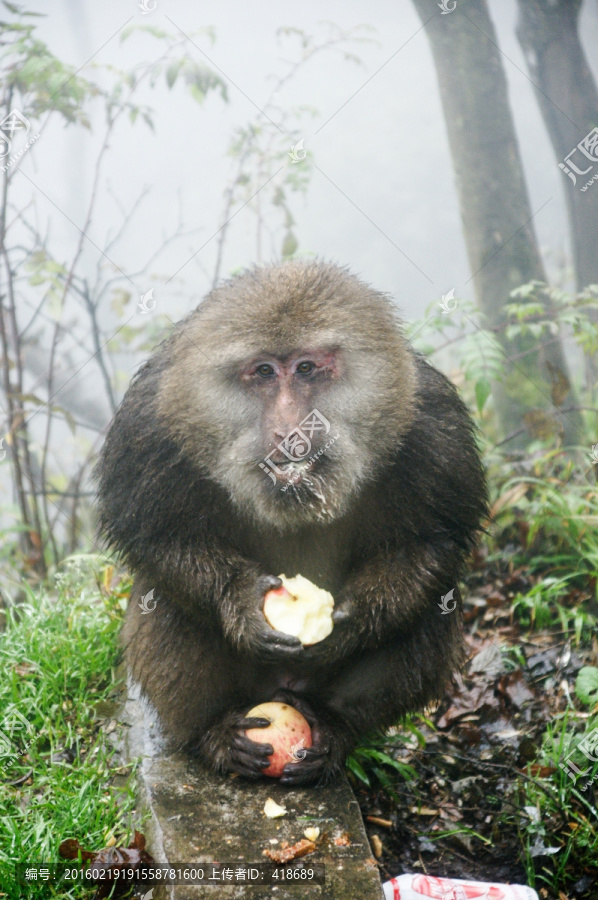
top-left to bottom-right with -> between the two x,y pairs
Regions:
256,363 -> 275,378
296,361 -> 316,375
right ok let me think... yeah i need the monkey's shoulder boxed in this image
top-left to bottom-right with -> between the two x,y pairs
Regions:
372,354 -> 487,542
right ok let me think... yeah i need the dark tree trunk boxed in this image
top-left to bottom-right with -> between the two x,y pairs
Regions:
516,0 -> 598,292
411,0 -> 583,446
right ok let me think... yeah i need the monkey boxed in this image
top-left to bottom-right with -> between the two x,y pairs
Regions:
95,259 -> 487,786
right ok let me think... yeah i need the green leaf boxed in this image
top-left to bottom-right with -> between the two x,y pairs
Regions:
141,111 -> 155,132
189,82 -> 205,104
281,230 -> 298,259
575,666 -> 598,706
110,288 -> 132,317
17,55 -> 46,85
475,377 -> 492,414
11,391 -> 45,406
345,756 -> 370,785
45,260 -> 67,275
166,60 -> 182,89
51,405 -> 77,436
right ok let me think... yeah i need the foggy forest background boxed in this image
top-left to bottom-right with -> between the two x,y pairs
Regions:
0,0 -> 597,576
1,1 -> 598,895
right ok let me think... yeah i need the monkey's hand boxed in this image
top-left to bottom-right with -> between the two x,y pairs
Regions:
271,694 -> 352,786
300,599 -> 359,663
221,574 -> 305,660
201,710 -> 274,779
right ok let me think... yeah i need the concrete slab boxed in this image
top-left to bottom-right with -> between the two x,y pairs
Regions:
121,685 -> 384,899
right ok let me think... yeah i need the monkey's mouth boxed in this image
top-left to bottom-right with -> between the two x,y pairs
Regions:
260,449 -> 330,492
262,451 -> 326,487
270,459 -> 309,484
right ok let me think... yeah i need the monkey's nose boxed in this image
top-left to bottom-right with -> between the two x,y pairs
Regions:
273,427 -> 296,443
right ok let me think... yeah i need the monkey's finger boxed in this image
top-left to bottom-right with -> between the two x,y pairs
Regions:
232,747 -> 273,772
236,716 -> 271,730
233,744 -> 272,766
262,629 -> 303,647
257,642 -> 305,660
253,630 -> 305,659
232,736 -> 273,763
280,750 -> 327,785
232,732 -> 273,753
256,574 -> 283,594
270,690 -> 316,724
230,751 -> 271,777
283,746 -> 325,766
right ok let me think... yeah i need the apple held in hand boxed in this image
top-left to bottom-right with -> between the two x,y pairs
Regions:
245,702 -> 312,777
263,574 -> 334,645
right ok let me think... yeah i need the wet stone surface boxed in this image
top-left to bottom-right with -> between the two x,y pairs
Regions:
122,687 -> 384,899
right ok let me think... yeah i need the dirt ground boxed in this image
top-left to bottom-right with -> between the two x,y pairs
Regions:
357,558 -> 598,900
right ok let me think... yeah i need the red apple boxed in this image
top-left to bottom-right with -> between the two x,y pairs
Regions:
245,701 -> 312,778
265,584 -> 294,604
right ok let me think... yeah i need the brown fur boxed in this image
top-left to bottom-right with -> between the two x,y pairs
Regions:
95,260 -> 487,785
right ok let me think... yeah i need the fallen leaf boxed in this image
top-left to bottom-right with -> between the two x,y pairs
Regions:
334,833 -> 351,846
524,409 -> 561,440
58,831 -> 154,899
263,839 -> 316,863
13,662 -> 35,676
524,765 -> 556,778
366,816 -> 392,829
496,670 -> 535,708
490,483 -> 529,518
469,642 -> 505,677
370,834 -> 383,858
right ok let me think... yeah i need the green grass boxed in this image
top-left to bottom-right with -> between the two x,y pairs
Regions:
346,717 -> 426,798
478,462 -> 598,888
0,558 -> 136,899
1,449 -> 597,897
505,710 -> 598,894
488,456 -> 598,643
510,578 -> 597,642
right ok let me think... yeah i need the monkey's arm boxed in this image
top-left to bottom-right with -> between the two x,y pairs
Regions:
97,440 -> 302,659
135,540 -> 304,660
314,356 -> 488,658
308,538 -> 461,659
96,378 -> 303,660
308,359 -> 487,661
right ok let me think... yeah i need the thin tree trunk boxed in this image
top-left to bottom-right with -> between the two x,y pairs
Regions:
411,0 -> 583,447
0,90 -> 46,576
516,0 -> 598,292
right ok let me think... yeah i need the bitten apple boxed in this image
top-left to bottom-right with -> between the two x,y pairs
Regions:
245,701 -> 312,777
263,574 -> 334,645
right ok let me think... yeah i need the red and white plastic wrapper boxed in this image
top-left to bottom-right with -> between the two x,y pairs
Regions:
382,874 -> 539,900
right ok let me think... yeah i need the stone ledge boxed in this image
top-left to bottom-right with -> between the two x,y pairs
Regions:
122,687 -> 384,899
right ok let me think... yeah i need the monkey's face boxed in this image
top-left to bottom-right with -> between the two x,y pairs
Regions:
156,261 -> 419,530
242,349 -> 336,475
162,343 -> 412,530
238,348 -> 345,521
202,344 -> 371,529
